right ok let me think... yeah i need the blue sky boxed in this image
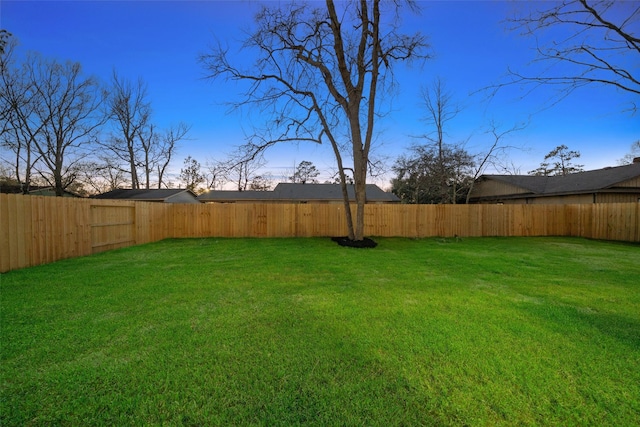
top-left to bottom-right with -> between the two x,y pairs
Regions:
3,0 -> 638,186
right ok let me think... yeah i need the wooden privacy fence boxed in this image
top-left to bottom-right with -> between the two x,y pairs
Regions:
1,193 -> 638,272
1,196 -> 171,273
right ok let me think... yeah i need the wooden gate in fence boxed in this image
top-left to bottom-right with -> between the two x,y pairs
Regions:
90,203 -> 136,253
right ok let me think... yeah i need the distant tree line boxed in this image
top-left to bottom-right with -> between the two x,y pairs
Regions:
178,157 -> 324,194
0,32 -> 190,196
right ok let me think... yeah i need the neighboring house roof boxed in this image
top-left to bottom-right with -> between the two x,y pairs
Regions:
472,162 -> 640,200
198,183 -> 400,203
93,189 -> 200,203
272,183 -> 400,202
197,190 -> 280,203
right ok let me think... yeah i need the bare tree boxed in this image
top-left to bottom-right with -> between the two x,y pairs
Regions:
76,156 -> 128,195
137,123 -> 158,189
204,159 -> 229,190
155,123 -> 188,188
289,160 -> 320,184
465,121 -> 526,203
416,78 -> 525,203
105,73 -> 188,189
1,38 -> 41,193
505,0 -> 639,111
225,147 -> 266,191
22,54 -> 105,196
0,163 -> 16,186
200,0 -> 427,241
106,72 -> 151,189
179,155 -> 205,193
617,140 -> 640,165
249,173 -> 273,191
415,78 -> 463,203
136,122 -> 189,189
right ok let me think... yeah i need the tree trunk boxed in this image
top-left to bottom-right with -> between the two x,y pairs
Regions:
352,144 -> 368,241
54,156 -> 64,197
144,149 -> 150,189
128,143 -> 138,189
337,170 -> 356,240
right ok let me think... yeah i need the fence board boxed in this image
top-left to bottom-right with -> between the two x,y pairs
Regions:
1,195 -> 638,272
42,196 -> 57,262
14,195 -> 27,268
1,194 -> 14,271
31,197 -> 44,266
21,197 -> 31,268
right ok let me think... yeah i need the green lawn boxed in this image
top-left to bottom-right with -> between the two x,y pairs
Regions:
1,237 -> 639,426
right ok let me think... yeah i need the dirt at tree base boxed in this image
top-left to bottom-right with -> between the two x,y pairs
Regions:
331,236 -> 378,248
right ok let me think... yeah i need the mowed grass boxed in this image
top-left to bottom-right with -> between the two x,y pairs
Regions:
1,237 -> 639,426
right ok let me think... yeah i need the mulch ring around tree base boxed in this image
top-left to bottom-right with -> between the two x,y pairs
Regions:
331,236 -> 378,248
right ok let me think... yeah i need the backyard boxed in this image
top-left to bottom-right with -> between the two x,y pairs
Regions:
1,237 -> 639,425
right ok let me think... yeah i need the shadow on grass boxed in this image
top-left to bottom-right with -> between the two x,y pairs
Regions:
522,302 -> 640,350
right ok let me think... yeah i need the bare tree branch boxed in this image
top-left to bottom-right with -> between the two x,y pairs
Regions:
465,121 -> 527,203
491,0 -> 639,111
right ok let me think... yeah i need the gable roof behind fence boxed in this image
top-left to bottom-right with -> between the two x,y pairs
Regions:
197,190 -> 280,203
198,183 -> 400,203
470,162 -> 640,203
486,163 -> 640,193
273,183 -> 399,202
93,189 -> 200,203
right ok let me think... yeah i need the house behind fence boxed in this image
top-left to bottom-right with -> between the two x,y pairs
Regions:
469,161 -> 640,204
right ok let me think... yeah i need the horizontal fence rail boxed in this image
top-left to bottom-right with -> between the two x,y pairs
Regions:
1,194 -> 638,272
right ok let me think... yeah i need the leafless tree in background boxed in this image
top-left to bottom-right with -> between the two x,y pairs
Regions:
22,54 -> 105,196
0,36 -> 41,193
2,37 -> 106,195
155,123 -> 189,188
76,155 -> 128,194
398,79 -> 525,204
617,140 -> 640,165
225,147 -> 266,191
249,173 -> 274,191
465,121 -> 526,203
178,155 -> 205,193
106,72 -> 151,189
416,78 -> 463,203
138,123 -> 158,189
289,160 -> 320,184
504,0 -> 639,111
204,159 -> 229,190
105,73 -> 188,190
136,122 -> 190,189
201,0 -> 428,241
